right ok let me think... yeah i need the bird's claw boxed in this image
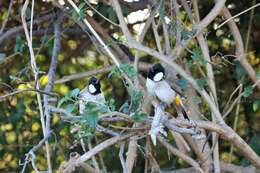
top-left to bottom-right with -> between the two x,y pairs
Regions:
192,130 -> 206,140
149,123 -> 167,145
189,119 -> 197,127
158,102 -> 166,110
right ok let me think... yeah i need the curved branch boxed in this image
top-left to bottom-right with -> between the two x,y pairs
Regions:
222,6 -> 260,90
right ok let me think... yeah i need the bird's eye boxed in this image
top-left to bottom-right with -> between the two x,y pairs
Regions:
153,72 -> 164,82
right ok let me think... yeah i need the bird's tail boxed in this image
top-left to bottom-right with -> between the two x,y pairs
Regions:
181,108 -> 190,121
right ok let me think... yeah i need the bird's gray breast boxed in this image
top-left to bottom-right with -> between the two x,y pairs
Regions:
78,91 -> 105,113
154,81 -> 176,105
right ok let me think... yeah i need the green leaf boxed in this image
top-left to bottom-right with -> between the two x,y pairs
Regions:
253,100 -> 260,112
256,71 -> 260,79
127,86 -> 143,112
58,97 -> 68,108
40,35 -> 49,45
241,134 -> 260,166
119,102 -> 129,113
169,21 -> 177,35
187,59 -> 194,67
234,61 -> 246,79
97,2 -> 106,16
9,75 -> 21,81
82,112 -> 99,130
78,3 -> 86,20
108,7 -> 117,23
196,77 -> 207,90
193,96 -> 202,105
70,88 -> 80,98
131,112 -> 147,121
242,86 -> 253,98
10,99 -> 25,123
108,98 -> 116,111
159,0 -> 165,22
176,78 -> 188,90
121,4 -> 129,16
15,36 -> 24,53
108,66 -> 119,78
181,29 -> 190,41
80,102 -> 101,130
120,64 -> 137,80
58,88 -> 79,107
47,39 -> 54,57
191,47 -> 206,65
66,103 -> 76,113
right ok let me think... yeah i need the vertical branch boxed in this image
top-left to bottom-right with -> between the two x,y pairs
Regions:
229,0 -> 256,162
162,21 -> 171,54
88,139 -> 101,172
222,6 -> 260,90
0,0 -> 14,34
152,20 -> 163,53
42,12 -> 64,172
228,85 -> 243,163
193,1 -> 220,172
119,142 -> 129,173
172,0 -> 181,44
67,0 -> 120,67
245,0 -> 256,53
21,0 -> 52,172
43,13 -> 63,134
111,0 -> 133,43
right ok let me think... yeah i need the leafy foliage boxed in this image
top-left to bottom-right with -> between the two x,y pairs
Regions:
253,100 -> 260,112
241,135 -> 260,166
242,86 -> 253,98
234,61 -> 246,79
14,36 -> 25,53
196,77 -> 208,90
109,63 -> 137,81
127,86 -> 143,112
176,78 -> 188,90
70,2 -> 87,20
58,88 -> 80,108
159,0 -> 165,22
131,112 -> 147,122
191,46 -> 207,66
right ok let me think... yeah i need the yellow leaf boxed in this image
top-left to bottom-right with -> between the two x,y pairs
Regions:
67,40 -> 77,50
6,132 -> 16,144
5,123 -> 13,131
17,84 -> 27,90
40,75 -> 49,86
3,153 -> 12,162
52,114 -> 59,125
31,122 -> 40,132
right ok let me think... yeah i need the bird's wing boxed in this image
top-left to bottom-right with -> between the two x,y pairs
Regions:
146,78 -> 156,96
155,81 -> 176,105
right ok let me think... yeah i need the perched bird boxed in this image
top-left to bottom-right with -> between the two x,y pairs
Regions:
78,76 -> 106,114
146,63 -> 190,121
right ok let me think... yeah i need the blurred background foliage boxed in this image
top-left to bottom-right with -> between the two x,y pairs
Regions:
0,0 -> 259,172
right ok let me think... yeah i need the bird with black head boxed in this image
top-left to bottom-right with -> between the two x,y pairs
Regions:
78,76 -> 106,114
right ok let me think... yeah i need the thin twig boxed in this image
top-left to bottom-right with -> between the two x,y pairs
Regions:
21,0 -> 52,171
119,142 -> 129,173
217,2 -> 260,29
0,0 -> 14,34
0,88 -> 59,101
67,0 -> 120,67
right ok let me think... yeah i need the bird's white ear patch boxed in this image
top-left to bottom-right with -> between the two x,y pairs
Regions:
88,84 -> 96,94
153,72 -> 164,82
